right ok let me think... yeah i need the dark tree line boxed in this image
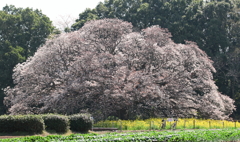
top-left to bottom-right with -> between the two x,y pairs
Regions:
71,0 -> 240,118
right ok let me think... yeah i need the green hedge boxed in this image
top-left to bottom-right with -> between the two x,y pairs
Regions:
0,115 -> 44,133
0,113 -> 93,134
42,114 -> 69,133
69,113 -> 93,132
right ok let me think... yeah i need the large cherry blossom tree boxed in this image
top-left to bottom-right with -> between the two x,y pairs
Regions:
4,19 -> 235,120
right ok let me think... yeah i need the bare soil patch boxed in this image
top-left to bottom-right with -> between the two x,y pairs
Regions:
0,136 -> 25,139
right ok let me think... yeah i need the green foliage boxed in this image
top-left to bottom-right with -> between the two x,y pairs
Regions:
0,114 -> 95,134
68,113 -> 93,132
1,129 -> 240,142
0,115 -> 44,133
0,5 -> 54,114
71,8 -> 98,31
107,116 -> 119,121
42,114 -> 69,133
0,5 -> 54,59
0,41 -> 25,87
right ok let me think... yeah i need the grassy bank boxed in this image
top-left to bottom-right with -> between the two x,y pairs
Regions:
1,129 -> 240,142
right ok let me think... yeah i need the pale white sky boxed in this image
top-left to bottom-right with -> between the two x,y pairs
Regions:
0,0 -> 104,28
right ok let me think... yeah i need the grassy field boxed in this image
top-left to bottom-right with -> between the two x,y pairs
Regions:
1,129 -> 240,141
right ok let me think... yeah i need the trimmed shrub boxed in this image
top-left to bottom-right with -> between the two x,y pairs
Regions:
69,113 -> 93,132
42,114 -> 69,133
0,115 -> 44,133
0,115 -> 15,133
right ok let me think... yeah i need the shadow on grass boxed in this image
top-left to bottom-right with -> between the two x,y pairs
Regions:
44,129 -> 71,135
0,130 -> 73,137
0,131 -> 40,136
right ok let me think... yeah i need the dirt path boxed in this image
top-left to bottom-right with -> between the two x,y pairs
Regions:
0,136 -> 25,139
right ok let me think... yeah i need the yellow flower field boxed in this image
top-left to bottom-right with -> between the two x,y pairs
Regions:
94,118 -> 240,130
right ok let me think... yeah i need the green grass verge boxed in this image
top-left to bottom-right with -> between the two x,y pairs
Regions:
1,129 -> 240,142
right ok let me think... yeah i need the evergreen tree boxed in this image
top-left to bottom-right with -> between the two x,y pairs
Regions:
0,5 -> 54,114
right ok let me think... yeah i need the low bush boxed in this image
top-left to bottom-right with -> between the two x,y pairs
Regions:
42,114 -> 69,133
0,115 -> 44,133
69,113 -> 93,132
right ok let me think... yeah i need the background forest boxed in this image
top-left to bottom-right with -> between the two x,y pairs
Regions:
1,0 -> 240,119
